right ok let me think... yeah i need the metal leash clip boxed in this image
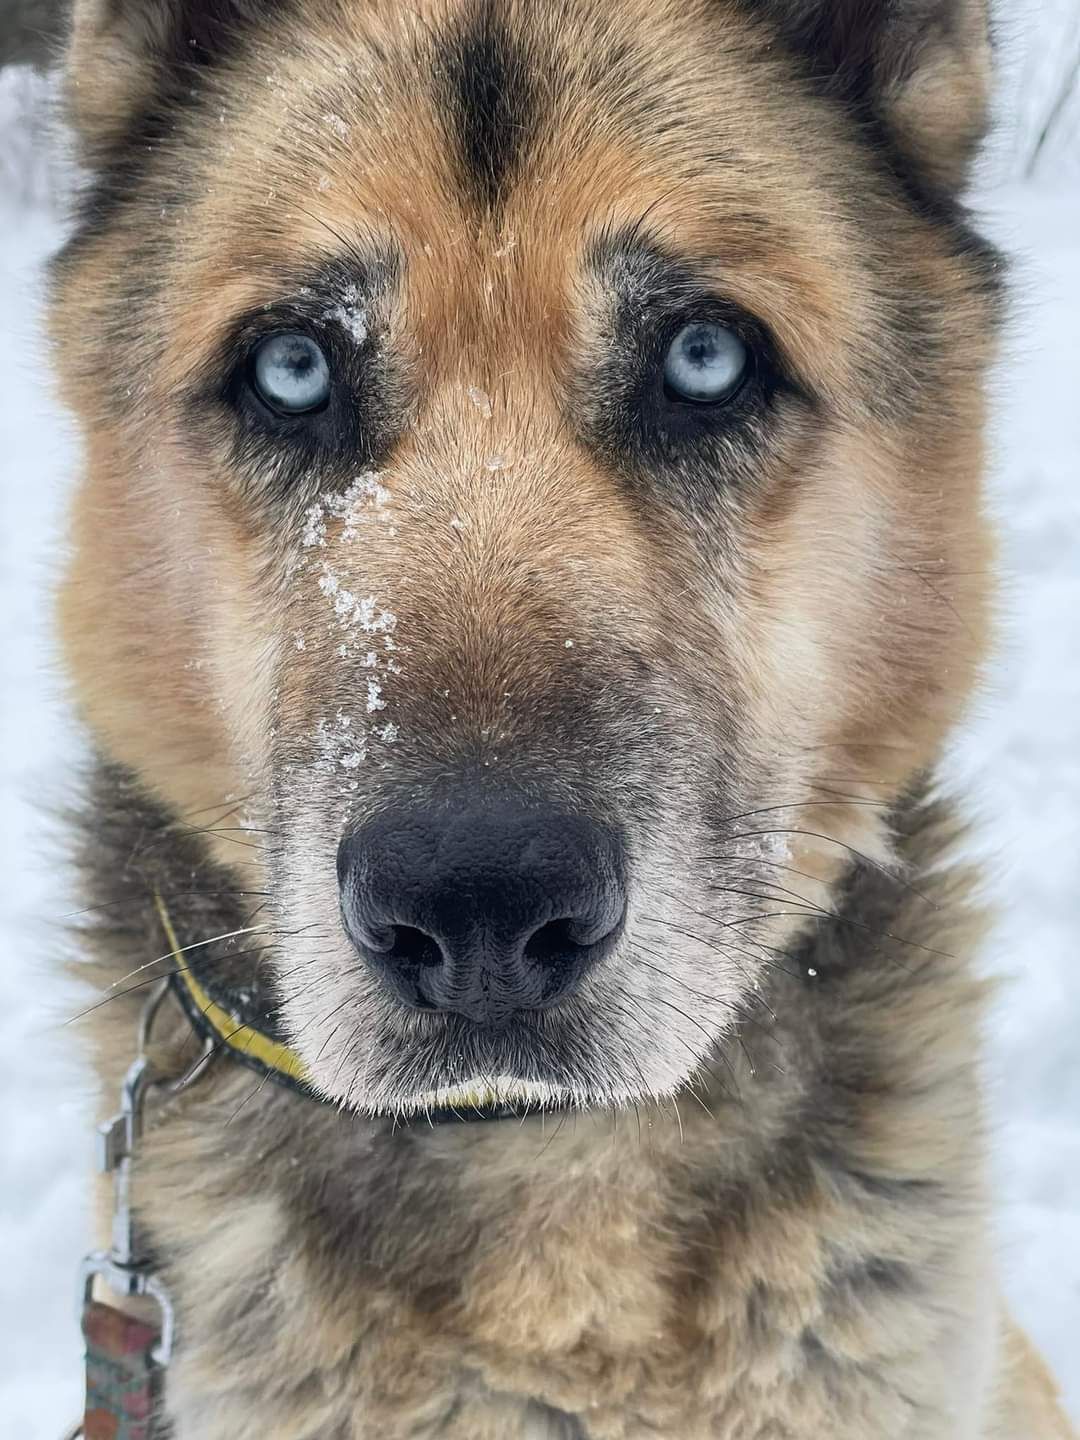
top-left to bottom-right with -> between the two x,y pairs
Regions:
65,978 -> 215,1438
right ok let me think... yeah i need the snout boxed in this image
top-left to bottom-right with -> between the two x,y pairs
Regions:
337,801 -> 626,1025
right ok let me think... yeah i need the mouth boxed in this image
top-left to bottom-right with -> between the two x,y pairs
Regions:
400,1075 -> 573,1124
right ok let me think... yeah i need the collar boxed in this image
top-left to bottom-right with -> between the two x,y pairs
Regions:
154,891 -> 316,1099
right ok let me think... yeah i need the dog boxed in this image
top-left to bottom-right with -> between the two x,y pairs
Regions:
48,0 -> 1075,1434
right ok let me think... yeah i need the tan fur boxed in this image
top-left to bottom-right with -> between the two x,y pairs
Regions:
50,0 -> 1072,1434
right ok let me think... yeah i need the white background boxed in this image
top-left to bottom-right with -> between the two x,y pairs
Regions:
1,7 -> 1077,1431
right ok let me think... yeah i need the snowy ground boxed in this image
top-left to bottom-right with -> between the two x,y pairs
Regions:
1,61 -> 1077,1438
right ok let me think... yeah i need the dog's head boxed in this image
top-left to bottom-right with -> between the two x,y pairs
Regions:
54,0 -> 1000,1114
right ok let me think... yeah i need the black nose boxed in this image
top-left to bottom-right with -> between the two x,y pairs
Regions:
337,803 -> 626,1025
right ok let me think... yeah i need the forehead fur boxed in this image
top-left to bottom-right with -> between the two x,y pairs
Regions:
59,0 -> 1000,421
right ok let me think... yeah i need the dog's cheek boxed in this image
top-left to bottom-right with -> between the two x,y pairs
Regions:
60,443 -> 250,850
145,441 -> 288,880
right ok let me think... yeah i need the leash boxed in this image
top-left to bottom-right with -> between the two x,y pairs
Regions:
63,972 -> 211,1439
62,882 -> 319,1439
63,890 -> 321,1436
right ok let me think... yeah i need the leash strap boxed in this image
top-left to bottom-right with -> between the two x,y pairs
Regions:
67,981 -> 182,1440
81,1301 -> 163,1440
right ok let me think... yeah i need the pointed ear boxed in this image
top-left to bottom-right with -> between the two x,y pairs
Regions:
759,0 -> 993,195
64,0 -> 268,153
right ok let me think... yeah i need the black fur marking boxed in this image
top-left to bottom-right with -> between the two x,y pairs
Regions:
434,1 -> 541,212
61,0 -> 293,251
826,1254 -> 917,1304
731,0 -> 1007,297
69,760 -> 292,1044
733,0 -> 958,112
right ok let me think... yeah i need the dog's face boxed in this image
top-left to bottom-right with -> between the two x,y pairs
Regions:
54,0 -> 999,1114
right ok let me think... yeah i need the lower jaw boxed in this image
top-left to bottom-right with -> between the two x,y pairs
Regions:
400,1102 -> 536,1126
389,1076 -> 574,1125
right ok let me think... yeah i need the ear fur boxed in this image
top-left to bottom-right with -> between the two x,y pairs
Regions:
752,0 -> 993,194
64,0 -> 272,153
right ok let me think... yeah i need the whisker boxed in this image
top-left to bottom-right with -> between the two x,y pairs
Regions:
714,797 -> 893,830
224,1070 -> 274,1126
617,987 -> 738,1107
69,923 -> 272,1010
61,889 -> 272,920
639,915 -> 803,981
709,826 -> 897,882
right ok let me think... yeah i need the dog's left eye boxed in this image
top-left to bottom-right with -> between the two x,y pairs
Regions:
663,322 -> 748,404
250,332 -> 331,414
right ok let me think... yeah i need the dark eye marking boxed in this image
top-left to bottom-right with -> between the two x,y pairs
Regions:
573,228 -> 815,496
177,247 -> 410,510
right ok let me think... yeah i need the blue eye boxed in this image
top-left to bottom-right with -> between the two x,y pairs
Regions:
251,332 -> 331,414
663,322 -> 748,404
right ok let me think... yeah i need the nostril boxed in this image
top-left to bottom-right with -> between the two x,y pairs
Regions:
523,918 -> 592,966
385,925 -> 442,971
524,904 -> 625,967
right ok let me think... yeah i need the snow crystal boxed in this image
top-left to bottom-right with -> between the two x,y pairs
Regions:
467,386 -> 493,419
332,283 -> 368,346
484,453 -> 511,472
313,711 -> 368,775
301,506 -> 326,549
323,112 -> 349,140
304,472 -> 390,565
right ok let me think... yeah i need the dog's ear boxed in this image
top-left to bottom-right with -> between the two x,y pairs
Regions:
756,0 -> 992,194
64,0 -> 270,153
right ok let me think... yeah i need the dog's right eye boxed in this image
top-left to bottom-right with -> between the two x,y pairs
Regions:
250,332 -> 332,415
663,322 -> 748,405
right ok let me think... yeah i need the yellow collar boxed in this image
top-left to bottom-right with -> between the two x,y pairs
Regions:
154,891 -> 313,1094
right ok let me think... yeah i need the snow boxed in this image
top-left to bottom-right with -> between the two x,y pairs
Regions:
467,384 -> 494,419
0,71 -> 93,1437
1,57 -> 1078,1440
332,283 -> 369,345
